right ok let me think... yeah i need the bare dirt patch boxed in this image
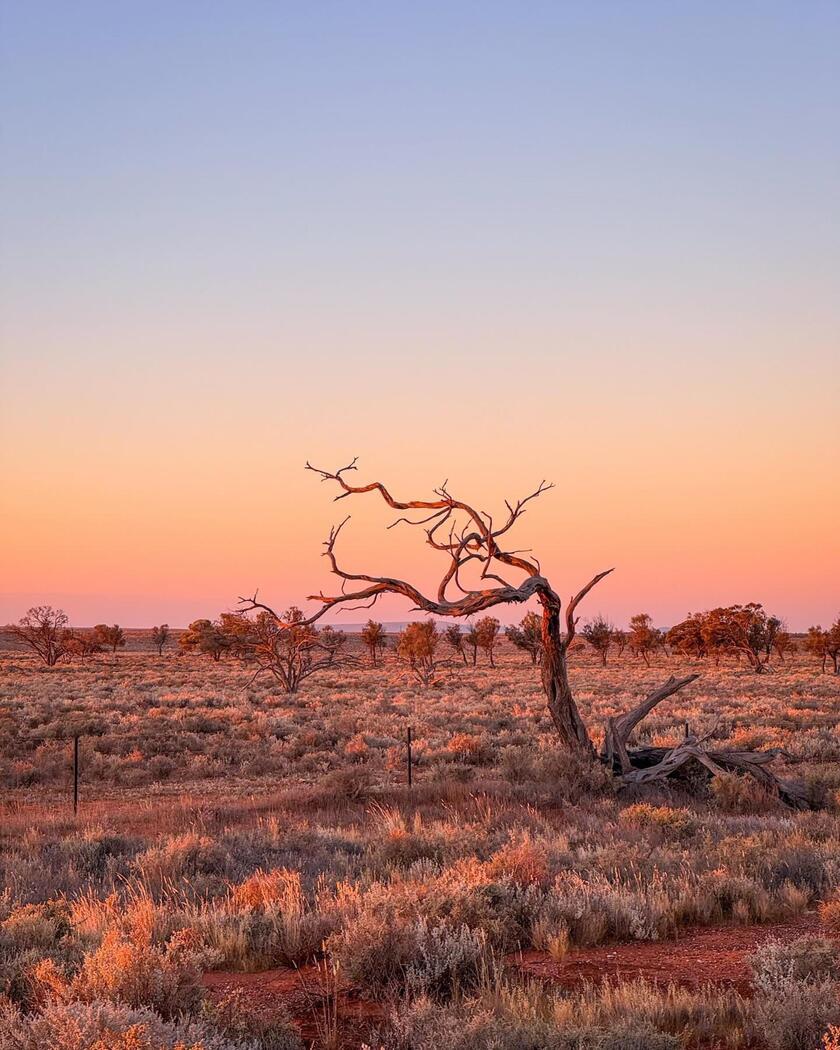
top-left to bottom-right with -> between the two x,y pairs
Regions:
517,913 -> 830,995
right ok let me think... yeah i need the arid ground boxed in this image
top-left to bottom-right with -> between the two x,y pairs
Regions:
1,637 -> 839,1049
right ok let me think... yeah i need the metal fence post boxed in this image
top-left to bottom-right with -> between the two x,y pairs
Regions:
73,735 -> 80,815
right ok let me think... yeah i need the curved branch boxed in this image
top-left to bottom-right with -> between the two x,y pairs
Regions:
564,569 -> 615,643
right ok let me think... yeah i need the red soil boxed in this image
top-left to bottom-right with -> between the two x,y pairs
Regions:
203,962 -> 387,1046
202,913 -> 833,1045
516,913 -> 827,996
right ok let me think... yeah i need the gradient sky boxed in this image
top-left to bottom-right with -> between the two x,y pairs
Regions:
1,2 -> 838,629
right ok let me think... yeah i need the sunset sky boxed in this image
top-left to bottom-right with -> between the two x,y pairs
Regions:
1,3 -> 838,629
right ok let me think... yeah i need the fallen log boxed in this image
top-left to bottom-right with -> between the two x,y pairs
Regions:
600,676 -> 813,809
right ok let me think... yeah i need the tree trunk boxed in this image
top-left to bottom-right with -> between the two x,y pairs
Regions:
539,597 -> 594,756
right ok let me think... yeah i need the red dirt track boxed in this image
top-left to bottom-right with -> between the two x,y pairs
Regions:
203,913 -> 834,1046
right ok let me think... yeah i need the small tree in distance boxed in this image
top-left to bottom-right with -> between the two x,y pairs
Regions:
443,623 -> 468,665
804,626 -> 830,672
666,614 -> 706,659
93,624 -> 126,654
361,620 -> 387,666
464,624 -> 479,666
63,630 -> 103,661
10,606 -> 70,665
475,616 -> 500,667
772,628 -> 795,664
396,620 -> 441,686
180,619 -> 230,661
151,624 -> 170,655
702,605 -> 779,673
246,606 -> 351,693
505,611 -> 542,664
628,613 -> 661,667
582,615 -> 613,666
827,617 -> 840,675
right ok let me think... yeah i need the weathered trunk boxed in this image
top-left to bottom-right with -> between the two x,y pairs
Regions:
540,596 -> 594,756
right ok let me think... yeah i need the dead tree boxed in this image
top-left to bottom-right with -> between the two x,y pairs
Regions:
246,607 -> 354,693
9,606 -> 70,666
240,460 -> 811,806
602,677 -> 810,807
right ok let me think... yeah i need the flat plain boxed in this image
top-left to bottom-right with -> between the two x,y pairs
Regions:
1,637 -> 839,1049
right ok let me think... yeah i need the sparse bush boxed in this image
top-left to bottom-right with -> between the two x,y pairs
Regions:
819,895 -> 840,932
749,935 -> 839,993
406,921 -> 489,1001
0,997 -> 250,1050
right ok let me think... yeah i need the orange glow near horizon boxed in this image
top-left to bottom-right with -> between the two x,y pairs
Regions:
2,367 -> 838,630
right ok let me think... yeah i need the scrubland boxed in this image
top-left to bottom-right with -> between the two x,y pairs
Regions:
1,640 -> 839,1048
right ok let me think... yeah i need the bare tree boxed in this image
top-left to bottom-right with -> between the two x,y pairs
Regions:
443,623 -> 468,665
474,616 -> 500,667
361,619 -> 387,666
239,459 -> 811,806
151,624 -> 170,656
582,615 -> 613,666
244,607 -> 351,693
9,606 -> 70,666
505,611 -> 542,664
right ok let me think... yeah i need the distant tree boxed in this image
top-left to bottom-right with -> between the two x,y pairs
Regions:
150,624 -> 170,656
666,614 -> 707,660
361,620 -> 387,666
828,617 -> 840,675
244,606 -> 351,693
63,629 -> 103,662
612,629 -> 628,658
474,616 -> 501,667
396,620 -> 441,686
628,613 -> 662,667
320,624 -> 347,658
804,626 -> 829,672
701,604 -> 779,673
772,628 -> 795,664
180,619 -> 230,661
93,624 -> 126,654
10,606 -> 70,666
214,612 -> 258,659
464,623 -> 480,666
505,612 -> 542,664
581,615 -> 613,667
443,623 -> 468,665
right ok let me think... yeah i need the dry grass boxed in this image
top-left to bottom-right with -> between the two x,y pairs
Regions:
1,638 -> 838,1047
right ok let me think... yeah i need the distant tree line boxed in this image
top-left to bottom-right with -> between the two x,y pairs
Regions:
6,603 -> 840,682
